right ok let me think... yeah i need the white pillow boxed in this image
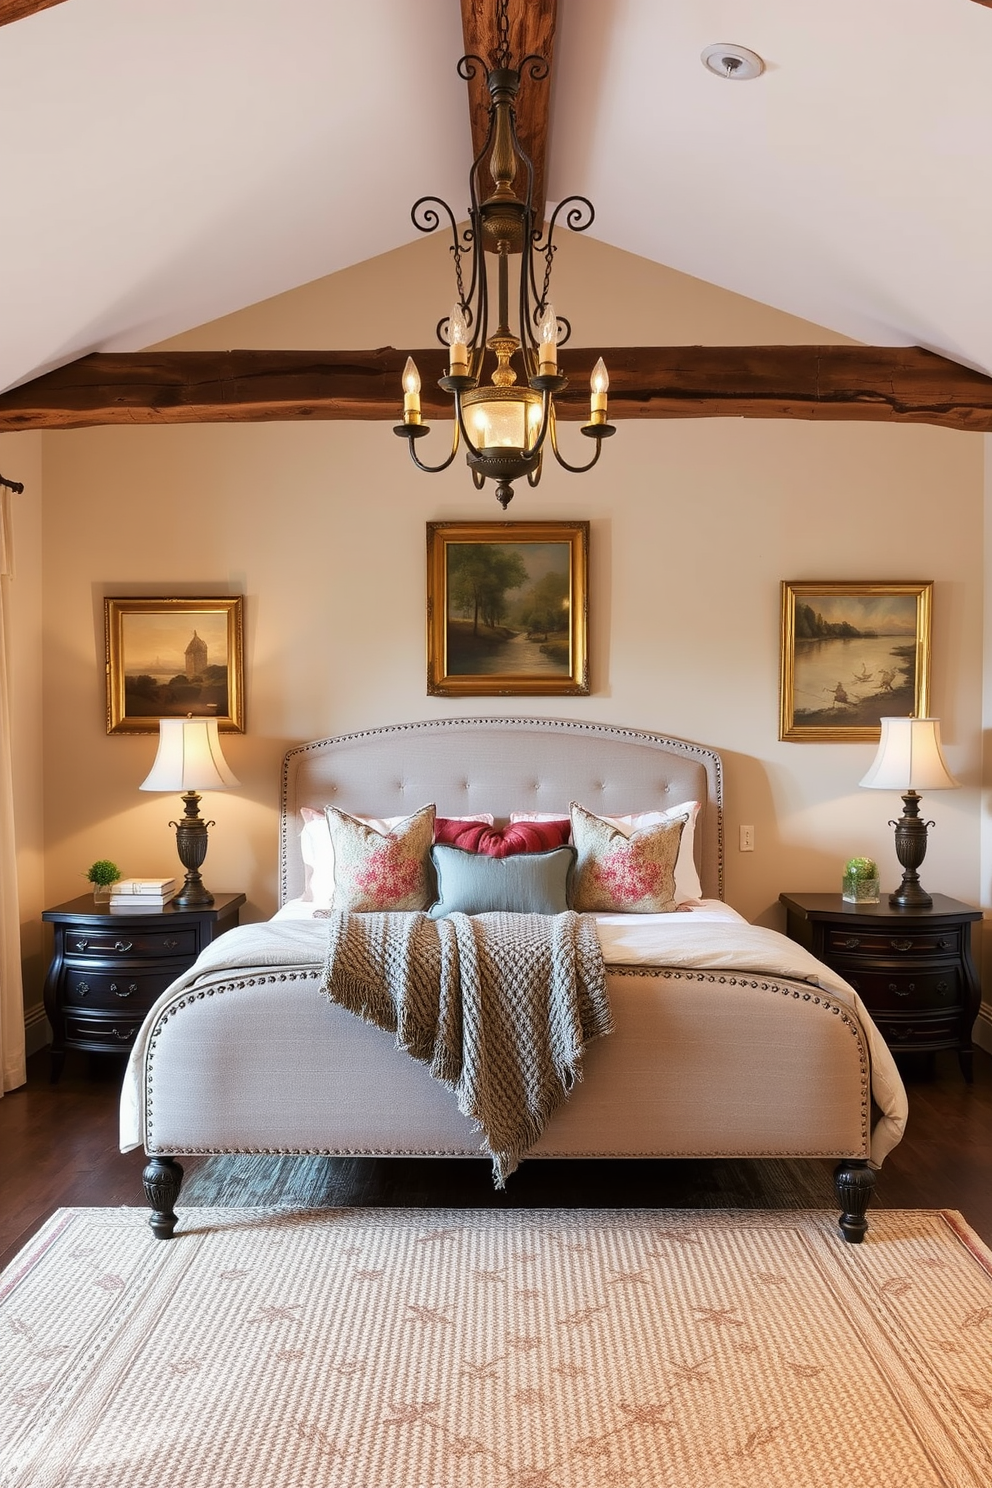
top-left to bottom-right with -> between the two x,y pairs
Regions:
510,802 -> 703,902
298,806 -> 494,908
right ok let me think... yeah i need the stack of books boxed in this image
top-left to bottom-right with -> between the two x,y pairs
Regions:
108,877 -> 179,912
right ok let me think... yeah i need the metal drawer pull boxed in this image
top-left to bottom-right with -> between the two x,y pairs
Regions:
839,936 -> 861,950
889,982 -> 915,995
75,981 -> 90,996
113,941 -> 133,953
937,981 -> 949,994
937,938 -> 949,949
890,938 -> 913,952
110,983 -> 139,998
163,938 -> 180,949
74,939 -> 89,951
111,1027 -> 133,1042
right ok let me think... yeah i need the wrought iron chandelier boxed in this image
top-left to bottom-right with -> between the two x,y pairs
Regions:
394,0 -> 615,508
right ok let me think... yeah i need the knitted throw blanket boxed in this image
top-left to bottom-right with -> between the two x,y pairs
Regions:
319,910 -> 613,1186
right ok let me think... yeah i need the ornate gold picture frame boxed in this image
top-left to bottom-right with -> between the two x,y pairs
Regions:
427,521 -> 589,697
780,580 -> 932,741
105,596 -> 245,734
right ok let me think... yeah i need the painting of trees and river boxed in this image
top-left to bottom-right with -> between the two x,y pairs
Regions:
790,592 -> 921,730
445,541 -> 573,676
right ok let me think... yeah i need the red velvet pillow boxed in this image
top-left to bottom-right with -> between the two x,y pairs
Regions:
434,818 -> 571,858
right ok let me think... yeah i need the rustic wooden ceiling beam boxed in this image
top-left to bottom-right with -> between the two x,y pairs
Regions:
0,0 -> 68,24
459,0 -> 557,229
2,345 -> 992,433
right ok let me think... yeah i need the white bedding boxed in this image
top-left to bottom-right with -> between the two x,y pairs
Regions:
120,905 -> 908,1162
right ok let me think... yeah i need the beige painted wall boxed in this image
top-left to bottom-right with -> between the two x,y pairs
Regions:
34,237 -> 984,950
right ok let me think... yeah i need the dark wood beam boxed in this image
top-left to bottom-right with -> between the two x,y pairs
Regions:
2,345 -> 992,434
0,0 -> 69,25
459,0 -> 557,228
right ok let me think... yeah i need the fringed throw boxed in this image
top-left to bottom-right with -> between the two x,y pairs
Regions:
319,910 -> 612,1185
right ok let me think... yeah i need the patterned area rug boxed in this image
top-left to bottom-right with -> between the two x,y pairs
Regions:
3,1207 -> 992,1487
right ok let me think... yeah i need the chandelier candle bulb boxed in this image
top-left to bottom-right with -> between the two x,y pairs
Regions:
448,305 -> 470,376
538,303 -> 558,375
590,357 -> 610,421
401,357 -> 422,423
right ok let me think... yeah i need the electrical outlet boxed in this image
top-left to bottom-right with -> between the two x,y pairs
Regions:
739,825 -> 755,852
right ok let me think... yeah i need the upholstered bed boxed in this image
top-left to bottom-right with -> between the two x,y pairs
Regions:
120,717 -> 907,1242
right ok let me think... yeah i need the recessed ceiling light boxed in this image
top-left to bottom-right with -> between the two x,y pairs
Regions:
701,43 -> 765,81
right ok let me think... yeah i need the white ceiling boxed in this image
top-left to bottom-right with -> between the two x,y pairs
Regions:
3,0 -> 992,396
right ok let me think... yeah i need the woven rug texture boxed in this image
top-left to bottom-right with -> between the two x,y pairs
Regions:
2,1206 -> 992,1488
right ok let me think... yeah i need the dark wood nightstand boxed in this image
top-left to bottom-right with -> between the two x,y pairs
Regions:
779,892 -> 982,1081
42,892 -> 246,1082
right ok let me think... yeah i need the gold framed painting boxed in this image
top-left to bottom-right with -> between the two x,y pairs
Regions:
427,521 -> 589,697
779,580 -> 932,742
105,596 -> 245,734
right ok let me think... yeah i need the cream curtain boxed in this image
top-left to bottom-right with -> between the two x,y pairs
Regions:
0,485 -> 26,1094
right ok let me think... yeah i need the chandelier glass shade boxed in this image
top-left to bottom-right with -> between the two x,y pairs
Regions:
394,1 -> 615,508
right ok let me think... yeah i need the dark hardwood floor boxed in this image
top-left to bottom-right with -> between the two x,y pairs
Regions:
3,1042 -> 991,1271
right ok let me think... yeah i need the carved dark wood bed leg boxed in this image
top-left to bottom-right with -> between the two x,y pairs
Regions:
833,1159 -> 875,1243
143,1155 -> 184,1240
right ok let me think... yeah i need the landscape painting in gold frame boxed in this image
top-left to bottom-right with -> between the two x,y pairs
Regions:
780,580 -> 931,742
427,521 -> 589,697
105,596 -> 245,734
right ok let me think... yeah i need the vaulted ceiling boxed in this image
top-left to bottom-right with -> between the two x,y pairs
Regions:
3,1 -> 992,429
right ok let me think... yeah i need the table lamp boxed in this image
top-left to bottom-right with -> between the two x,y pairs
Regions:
140,718 -> 239,907
859,717 -> 959,909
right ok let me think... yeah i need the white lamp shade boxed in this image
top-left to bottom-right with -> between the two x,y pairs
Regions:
140,718 -> 240,792
859,717 -> 959,792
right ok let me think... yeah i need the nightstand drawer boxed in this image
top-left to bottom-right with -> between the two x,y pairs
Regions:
63,1013 -> 144,1050
871,1013 -> 962,1049
62,968 -> 177,1009
824,926 -> 961,959
62,927 -> 199,959
836,967 -> 962,1012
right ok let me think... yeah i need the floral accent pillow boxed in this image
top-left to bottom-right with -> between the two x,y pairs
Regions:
325,804 -> 436,912
569,800 -> 688,914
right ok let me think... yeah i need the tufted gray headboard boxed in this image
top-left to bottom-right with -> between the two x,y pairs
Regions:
280,717 -> 724,905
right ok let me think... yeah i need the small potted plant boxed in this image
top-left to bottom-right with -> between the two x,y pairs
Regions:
842,855 -> 880,904
86,858 -> 122,902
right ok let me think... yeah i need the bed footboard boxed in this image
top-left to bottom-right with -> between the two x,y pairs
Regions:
127,961 -> 887,1241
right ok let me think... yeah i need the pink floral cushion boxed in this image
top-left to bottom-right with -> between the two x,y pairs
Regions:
434,818 -> 571,858
569,801 -> 688,914
325,804 -> 436,911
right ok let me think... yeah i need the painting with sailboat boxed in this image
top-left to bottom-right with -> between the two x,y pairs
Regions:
780,582 -> 931,741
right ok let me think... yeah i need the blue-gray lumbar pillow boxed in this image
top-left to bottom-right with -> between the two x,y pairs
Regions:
428,844 -> 576,918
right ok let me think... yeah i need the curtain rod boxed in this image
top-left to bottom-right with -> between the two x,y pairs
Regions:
0,474 -> 24,493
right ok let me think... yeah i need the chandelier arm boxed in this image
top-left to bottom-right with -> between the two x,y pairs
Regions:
549,432 -> 607,476
532,197 -> 596,343
402,428 -> 461,475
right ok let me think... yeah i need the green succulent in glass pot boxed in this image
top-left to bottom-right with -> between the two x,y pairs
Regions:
85,858 -> 122,902
842,855 -> 880,904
